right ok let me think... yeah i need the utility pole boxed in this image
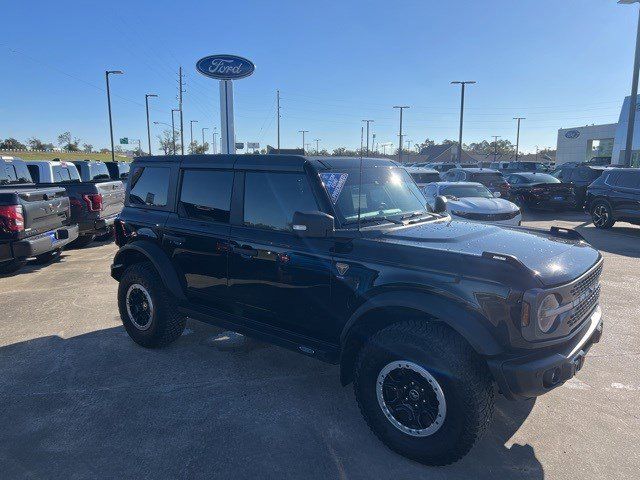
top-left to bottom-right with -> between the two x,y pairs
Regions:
298,130 -> 308,153
360,126 -> 364,154
393,106 -> 409,163
492,135 -> 501,162
372,133 -> 377,154
513,117 -> 526,161
202,127 -> 209,152
362,119 -> 374,155
179,66 -> 185,155
171,109 -> 179,154
105,70 -> 123,162
451,81 -> 476,163
213,127 -> 218,154
145,93 -> 158,156
190,120 -> 198,152
277,90 -> 281,153
314,138 -> 321,154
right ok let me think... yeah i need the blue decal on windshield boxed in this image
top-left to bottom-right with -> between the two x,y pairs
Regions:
320,173 -> 348,204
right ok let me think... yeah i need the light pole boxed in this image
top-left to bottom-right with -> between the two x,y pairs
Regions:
393,106 -> 409,162
620,1 -> 640,166
451,81 -> 476,163
492,135 -> 501,162
213,128 -> 219,154
362,119 -> 374,155
171,109 -> 179,154
513,117 -> 526,161
190,120 -> 198,153
145,93 -> 158,155
105,70 -> 123,162
298,130 -> 308,153
202,127 -> 209,152
314,138 -> 321,154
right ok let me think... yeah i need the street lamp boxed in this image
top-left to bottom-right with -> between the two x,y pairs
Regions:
213,128 -> 219,154
298,130 -> 309,153
492,135 -> 501,162
202,127 -> 209,153
620,0 -> 640,166
145,93 -> 158,156
189,120 -> 198,152
393,106 -> 409,162
105,70 -> 124,162
314,138 -> 321,154
362,120 -> 374,155
451,81 -> 476,163
513,117 -> 526,161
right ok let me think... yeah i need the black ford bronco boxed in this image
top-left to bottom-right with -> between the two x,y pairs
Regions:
111,155 -> 604,465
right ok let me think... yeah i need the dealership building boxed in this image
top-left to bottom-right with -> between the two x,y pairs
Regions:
556,96 -> 640,167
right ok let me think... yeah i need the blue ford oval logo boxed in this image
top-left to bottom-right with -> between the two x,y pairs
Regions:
196,54 -> 255,80
565,130 -> 580,139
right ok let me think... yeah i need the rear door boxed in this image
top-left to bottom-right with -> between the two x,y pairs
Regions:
609,171 -> 640,219
227,170 -> 333,342
163,167 -> 233,308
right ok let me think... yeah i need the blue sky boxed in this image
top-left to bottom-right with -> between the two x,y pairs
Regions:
0,0 -> 638,154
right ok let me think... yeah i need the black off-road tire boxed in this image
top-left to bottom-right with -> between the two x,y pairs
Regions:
117,262 -> 186,348
33,248 -> 62,265
354,321 -> 494,466
590,201 -> 615,229
0,259 -> 27,275
70,234 -> 95,249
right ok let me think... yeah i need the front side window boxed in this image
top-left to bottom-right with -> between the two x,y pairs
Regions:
179,169 -> 233,223
322,166 -> 428,225
244,172 -> 318,231
129,166 -> 170,207
617,172 -> 640,189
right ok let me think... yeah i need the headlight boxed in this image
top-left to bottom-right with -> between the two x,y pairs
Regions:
537,293 -> 561,332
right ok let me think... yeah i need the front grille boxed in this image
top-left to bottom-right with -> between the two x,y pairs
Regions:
454,210 -> 520,221
567,263 -> 603,328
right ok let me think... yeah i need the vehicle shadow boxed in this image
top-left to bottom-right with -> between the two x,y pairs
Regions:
0,250 -> 71,278
0,323 -> 543,480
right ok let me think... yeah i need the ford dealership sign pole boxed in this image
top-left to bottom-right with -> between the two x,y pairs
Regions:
196,55 -> 255,154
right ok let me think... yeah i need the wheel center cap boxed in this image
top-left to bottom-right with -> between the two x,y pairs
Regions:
408,389 -> 420,401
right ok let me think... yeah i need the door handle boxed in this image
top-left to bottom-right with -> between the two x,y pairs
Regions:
164,234 -> 186,246
233,245 -> 258,258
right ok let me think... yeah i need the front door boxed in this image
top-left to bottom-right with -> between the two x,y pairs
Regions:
227,171 -> 333,342
163,168 -> 233,309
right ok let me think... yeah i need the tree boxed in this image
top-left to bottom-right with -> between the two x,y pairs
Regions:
28,137 -> 47,151
157,130 -> 179,155
99,148 -> 111,154
466,139 -> 515,156
0,138 -> 27,150
188,141 -> 209,154
417,138 -> 436,153
83,143 -> 93,153
57,132 -> 80,152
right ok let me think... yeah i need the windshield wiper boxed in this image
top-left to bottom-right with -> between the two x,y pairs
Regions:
400,210 -> 431,220
344,215 -> 404,226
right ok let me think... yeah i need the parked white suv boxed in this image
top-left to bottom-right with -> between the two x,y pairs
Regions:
422,182 -> 522,226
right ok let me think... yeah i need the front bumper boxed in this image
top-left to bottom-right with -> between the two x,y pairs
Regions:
488,305 -> 603,400
6,224 -> 79,260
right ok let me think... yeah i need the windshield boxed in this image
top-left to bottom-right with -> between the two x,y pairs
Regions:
410,172 -> 440,184
321,166 -> 429,225
440,184 -> 493,199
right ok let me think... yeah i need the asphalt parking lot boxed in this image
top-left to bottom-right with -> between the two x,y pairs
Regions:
0,212 -> 638,479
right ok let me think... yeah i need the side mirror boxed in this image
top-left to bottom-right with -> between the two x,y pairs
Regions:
493,191 -> 501,197
292,211 -> 335,237
434,195 -> 448,213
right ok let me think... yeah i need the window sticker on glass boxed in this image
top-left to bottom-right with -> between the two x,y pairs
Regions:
320,173 -> 348,204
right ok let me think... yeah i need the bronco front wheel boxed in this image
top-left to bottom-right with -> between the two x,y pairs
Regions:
354,321 -> 494,466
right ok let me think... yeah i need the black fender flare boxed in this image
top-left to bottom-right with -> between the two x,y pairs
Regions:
111,240 -> 186,301
339,290 -> 503,384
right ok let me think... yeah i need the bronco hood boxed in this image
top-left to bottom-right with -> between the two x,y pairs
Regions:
377,219 -> 601,286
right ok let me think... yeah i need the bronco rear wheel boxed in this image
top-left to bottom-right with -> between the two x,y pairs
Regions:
118,262 -> 186,348
354,321 -> 494,466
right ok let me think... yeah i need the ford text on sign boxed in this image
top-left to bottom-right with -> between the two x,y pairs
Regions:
196,55 -> 255,80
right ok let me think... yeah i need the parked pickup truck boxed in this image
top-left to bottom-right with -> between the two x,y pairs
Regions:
0,157 -> 79,274
111,154 -> 604,466
26,160 -> 125,247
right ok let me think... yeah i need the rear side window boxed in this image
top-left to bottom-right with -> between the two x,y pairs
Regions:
616,171 -> 640,189
243,172 -> 318,231
87,162 -> 111,181
129,167 -> 170,207
27,165 -> 40,182
2,161 -> 32,184
179,169 -> 233,223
